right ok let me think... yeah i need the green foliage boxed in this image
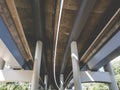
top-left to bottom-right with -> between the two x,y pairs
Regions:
112,59 -> 120,75
92,83 -> 109,90
112,58 -> 120,89
82,83 -> 109,90
0,82 -> 30,90
116,75 -> 120,89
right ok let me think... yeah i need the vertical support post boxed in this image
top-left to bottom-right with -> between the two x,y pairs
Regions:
48,85 -> 52,90
44,75 -> 48,90
0,58 -> 5,69
31,41 -> 42,90
60,74 -> 64,90
71,41 -> 82,90
104,63 -> 119,90
39,85 -> 44,90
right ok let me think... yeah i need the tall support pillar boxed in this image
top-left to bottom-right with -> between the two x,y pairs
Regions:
60,74 -> 64,90
48,85 -> 52,90
31,41 -> 43,90
0,58 -> 5,69
39,85 -> 44,90
44,75 -> 48,90
71,41 -> 82,90
104,63 -> 119,90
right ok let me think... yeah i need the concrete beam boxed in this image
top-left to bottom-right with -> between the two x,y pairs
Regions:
80,8 -> 120,63
0,39 -> 21,68
5,0 -> 33,61
80,71 -> 111,83
67,71 -> 112,89
87,31 -> 120,70
0,70 -> 32,82
81,9 -> 120,64
32,0 -> 48,74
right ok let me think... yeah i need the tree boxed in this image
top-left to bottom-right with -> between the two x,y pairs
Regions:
111,58 -> 120,89
0,82 -> 30,90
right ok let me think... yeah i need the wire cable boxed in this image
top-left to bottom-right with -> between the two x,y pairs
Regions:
53,0 -> 64,89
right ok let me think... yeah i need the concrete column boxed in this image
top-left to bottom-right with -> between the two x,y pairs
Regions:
31,41 -> 43,90
71,41 -> 82,90
39,85 -> 44,90
0,58 -> 5,69
60,74 -> 64,90
48,85 -> 52,90
104,63 -> 119,90
44,75 -> 48,90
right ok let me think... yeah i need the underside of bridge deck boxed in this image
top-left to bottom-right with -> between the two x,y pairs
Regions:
0,0 -> 120,89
